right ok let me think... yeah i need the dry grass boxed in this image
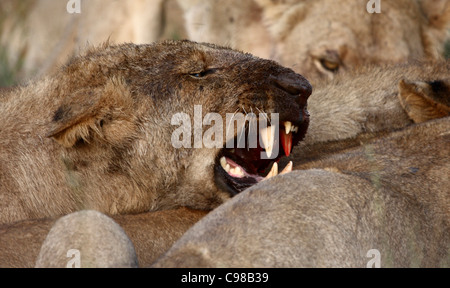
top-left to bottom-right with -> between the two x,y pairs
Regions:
0,1 -> 32,86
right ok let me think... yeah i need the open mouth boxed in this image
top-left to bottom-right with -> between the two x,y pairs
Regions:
214,116 -> 309,196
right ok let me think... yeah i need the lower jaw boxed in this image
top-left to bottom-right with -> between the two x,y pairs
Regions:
214,164 -> 258,196
214,157 -> 293,195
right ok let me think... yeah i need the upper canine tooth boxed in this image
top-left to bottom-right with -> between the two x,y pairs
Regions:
284,121 -> 292,135
260,125 -> 276,158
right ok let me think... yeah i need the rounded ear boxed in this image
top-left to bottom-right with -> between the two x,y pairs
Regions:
253,0 -> 308,40
46,78 -> 137,148
420,0 -> 450,28
398,79 -> 450,123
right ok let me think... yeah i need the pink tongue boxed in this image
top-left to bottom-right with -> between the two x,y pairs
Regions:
280,131 -> 293,157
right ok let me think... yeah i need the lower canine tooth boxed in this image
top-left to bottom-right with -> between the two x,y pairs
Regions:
220,157 -> 227,169
264,162 -> 278,180
280,161 -> 293,175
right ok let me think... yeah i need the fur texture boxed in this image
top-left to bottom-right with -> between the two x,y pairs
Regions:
293,60 -> 450,163
152,61 -> 450,268
178,0 -> 450,83
0,207 -> 206,268
0,40 -> 311,224
35,210 -> 139,268
4,60 -> 447,268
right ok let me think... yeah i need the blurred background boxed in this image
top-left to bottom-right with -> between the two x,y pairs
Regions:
0,0 -> 186,86
0,0 -> 449,87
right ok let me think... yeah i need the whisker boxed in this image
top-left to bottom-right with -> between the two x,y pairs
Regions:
225,108 -> 241,141
256,107 -> 271,126
242,106 -> 248,116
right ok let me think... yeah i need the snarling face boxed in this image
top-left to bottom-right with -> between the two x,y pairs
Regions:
138,41 -> 312,204
50,40 -> 311,211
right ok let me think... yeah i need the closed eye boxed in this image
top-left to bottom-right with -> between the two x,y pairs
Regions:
189,68 -> 218,78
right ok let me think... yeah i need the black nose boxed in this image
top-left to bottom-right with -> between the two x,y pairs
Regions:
270,73 -> 312,102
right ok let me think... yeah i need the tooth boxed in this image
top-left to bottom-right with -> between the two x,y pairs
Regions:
292,126 -> 298,133
238,167 -> 244,176
263,162 -> 278,180
220,157 -> 227,169
260,125 -> 276,158
225,163 -> 230,172
230,166 -> 244,177
280,161 -> 293,175
284,121 -> 292,135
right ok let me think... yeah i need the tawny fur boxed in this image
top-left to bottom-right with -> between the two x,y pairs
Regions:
156,125 -> 449,268
152,61 -> 450,268
178,0 -> 450,83
292,60 -> 450,163
4,60 -> 447,268
35,210 -> 139,268
0,207 -> 206,268
0,40 -> 310,224
39,116 -> 447,267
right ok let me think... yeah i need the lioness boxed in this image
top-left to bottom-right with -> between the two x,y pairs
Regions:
0,40 -> 311,224
152,64 -> 450,268
151,65 -> 450,268
1,207 -> 207,268
178,0 -> 450,82
7,60 -> 447,268
294,61 -> 450,163
155,119 -> 450,267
